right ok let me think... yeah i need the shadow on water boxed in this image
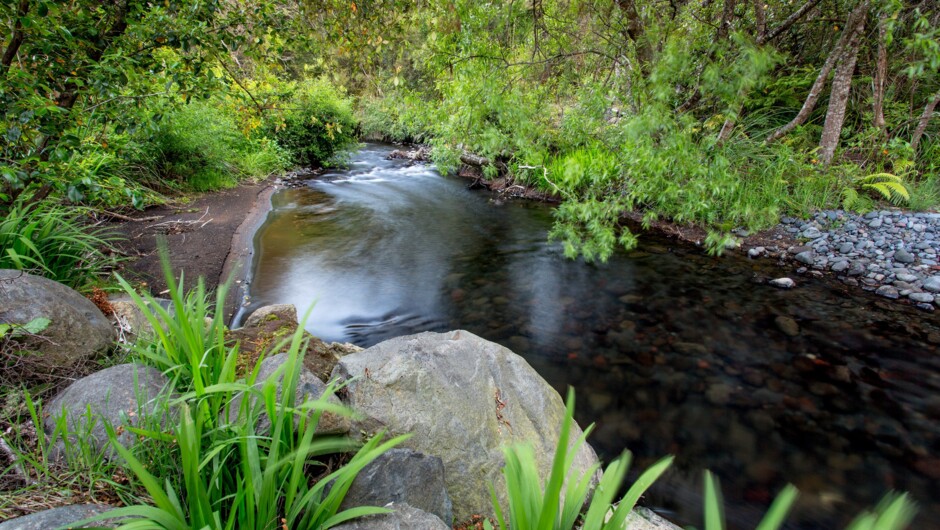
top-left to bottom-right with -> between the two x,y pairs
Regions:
245,143 -> 940,529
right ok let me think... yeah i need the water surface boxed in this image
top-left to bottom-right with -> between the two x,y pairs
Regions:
245,143 -> 940,529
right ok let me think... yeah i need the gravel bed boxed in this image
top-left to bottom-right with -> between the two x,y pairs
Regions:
748,210 -> 940,311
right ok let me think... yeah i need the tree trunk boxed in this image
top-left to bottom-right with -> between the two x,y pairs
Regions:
616,0 -> 651,66
872,11 -> 887,132
818,6 -> 867,165
753,0 -> 767,43
1,0 -> 29,74
766,0 -> 870,144
911,91 -> 940,153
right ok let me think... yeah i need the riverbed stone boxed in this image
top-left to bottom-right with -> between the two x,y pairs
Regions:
769,277 -> 795,289
244,303 -> 298,328
339,448 -> 453,525
0,269 -> 113,372
0,504 -> 123,530
795,251 -> 815,265
909,292 -> 935,304
44,364 -> 172,460
331,330 -> 600,522
924,276 -> 940,293
875,285 -> 900,299
331,503 -> 449,530
894,249 -> 915,264
774,316 -> 800,337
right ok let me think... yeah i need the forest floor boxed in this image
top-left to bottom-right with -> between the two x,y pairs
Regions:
106,178 -> 278,322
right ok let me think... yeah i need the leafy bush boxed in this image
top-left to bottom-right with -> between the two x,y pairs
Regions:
143,101 -> 288,192
0,200 -> 118,288
264,78 -> 358,167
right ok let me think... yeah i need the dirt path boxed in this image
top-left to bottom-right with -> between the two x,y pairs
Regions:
107,179 -> 277,323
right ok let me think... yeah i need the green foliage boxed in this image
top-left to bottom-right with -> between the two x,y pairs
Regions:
856,173 -> 911,205
263,79 -> 359,168
0,317 -> 50,339
78,248 -> 407,529
115,240 -> 230,395
700,471 -> 915,530
142,102 -> 289,192
485,388 -> 674,530
0,200 -> 118,288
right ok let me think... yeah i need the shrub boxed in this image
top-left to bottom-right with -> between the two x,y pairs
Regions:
0,200 -> 118,288
143,101 -> 288,192
264,78 -> 358,167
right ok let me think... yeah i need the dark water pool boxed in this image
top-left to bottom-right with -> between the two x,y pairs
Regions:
243,143 -> 940,529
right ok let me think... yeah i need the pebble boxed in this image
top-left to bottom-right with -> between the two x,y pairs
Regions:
769,277 -> 795,289
909,292 -> 935,304
770,209 -> 940,307
795,251 -> 815,265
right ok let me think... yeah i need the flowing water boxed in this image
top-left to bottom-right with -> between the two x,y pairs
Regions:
244,143 -> 940,529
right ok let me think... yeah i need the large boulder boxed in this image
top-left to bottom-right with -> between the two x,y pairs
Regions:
330,503 -> 449,530
339,448 -> 453,525
330,330 -> 600,523
0,504 -> 122,529
44,363 -> 172,459
229,352 -> 350,435
0,270 -> 113,371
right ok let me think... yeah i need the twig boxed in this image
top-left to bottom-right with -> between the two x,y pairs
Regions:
0,431 -> 35,486
98,210 -> 164,222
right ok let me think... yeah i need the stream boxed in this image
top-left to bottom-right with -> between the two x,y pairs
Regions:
243,143 -> 940,529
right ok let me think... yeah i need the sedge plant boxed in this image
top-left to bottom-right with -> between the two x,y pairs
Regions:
701,471 -> 916,530
80,247 -> 407,529
0,199 -> 118,288
486,387 -> 674,530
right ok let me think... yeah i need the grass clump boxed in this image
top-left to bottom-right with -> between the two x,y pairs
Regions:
0,200 -> 118,289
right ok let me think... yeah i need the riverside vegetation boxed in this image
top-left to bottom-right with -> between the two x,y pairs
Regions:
0,250 -> 921,529
1,0 -> 938,528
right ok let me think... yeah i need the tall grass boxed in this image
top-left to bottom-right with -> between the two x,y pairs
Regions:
486,388 -> 674,530
0,200 -> 117,288
81,244 -> 407,529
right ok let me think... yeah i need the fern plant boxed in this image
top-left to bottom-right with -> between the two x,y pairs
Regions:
856,173 -> 910,205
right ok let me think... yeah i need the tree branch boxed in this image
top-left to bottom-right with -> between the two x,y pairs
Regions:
1,0 -> 29,74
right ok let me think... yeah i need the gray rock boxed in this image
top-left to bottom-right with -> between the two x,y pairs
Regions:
231,352 -> 350,435
909,292 -> 935,304
869,218 -> 883,228
769,277 -> 795,289
839,242 -> 855,254
244,304 -> 298,328
795,251 -> 815,265
925,276 -> 940,293
875,285 -> 900,299
44,364 -> 171,459
340,449 -> 452,525
831,261 -> 849,273
802,227 -> 823,239
331,503 -> 449,530
848,261 -> 867,276
331,331 -> 600,522
747,247 -> 765,258
895,249 -> 916,264
624,506 -> 685,530
897,273 -> 919,283
0,270 -> 113,372
0,504 -> 123,530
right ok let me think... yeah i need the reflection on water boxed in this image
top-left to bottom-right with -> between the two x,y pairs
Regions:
246,143 -> 940,529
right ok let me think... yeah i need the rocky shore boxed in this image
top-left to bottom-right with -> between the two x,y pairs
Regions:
763,210 -> 940,310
